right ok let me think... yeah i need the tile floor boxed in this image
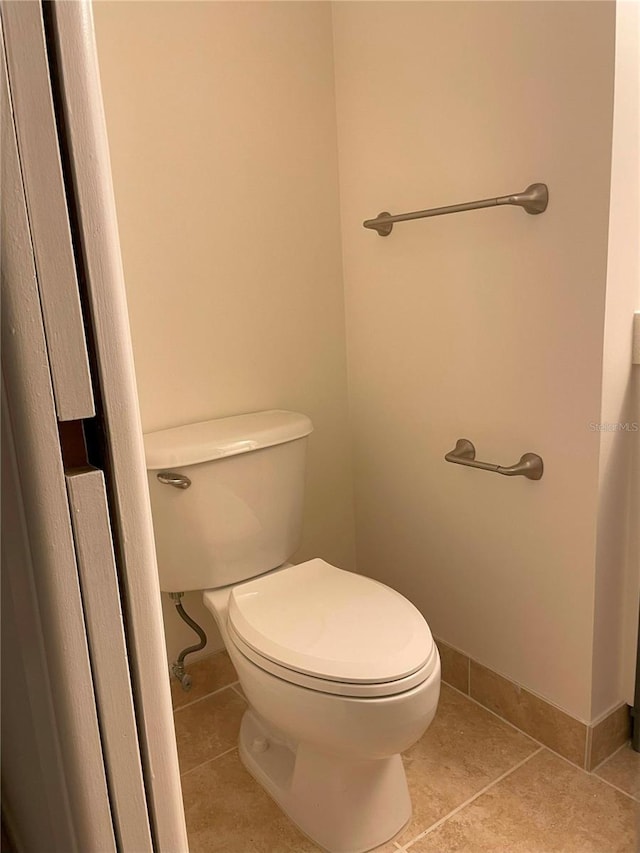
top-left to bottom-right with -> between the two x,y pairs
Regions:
173,652 -> 640,852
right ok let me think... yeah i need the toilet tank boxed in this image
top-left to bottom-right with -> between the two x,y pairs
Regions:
144,410 -> 313,592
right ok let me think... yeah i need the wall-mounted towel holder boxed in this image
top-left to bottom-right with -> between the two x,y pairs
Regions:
445,439 -> 543,480
363,182 -> 548,236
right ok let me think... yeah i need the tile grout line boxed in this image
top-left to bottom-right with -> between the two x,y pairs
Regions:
402,747 -> 545,851
465,661 -> 596,772
230,683 -> 245,700
173,681 -> 241,713
445,681 -> 551,745
591,739 -> 631,773
180,745 -> 238,778
444,683 -> 640,802
444,682 -> 589,770
584,725 -> 591,771
591,771 -> 640,804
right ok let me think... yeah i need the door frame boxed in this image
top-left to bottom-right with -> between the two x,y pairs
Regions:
1,1 -> 189,848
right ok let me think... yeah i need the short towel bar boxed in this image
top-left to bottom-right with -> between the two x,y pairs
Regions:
363,183 -> 548,236
445,439 -> 543,480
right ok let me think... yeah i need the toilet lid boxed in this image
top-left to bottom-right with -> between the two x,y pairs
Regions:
228,558 -> 434,685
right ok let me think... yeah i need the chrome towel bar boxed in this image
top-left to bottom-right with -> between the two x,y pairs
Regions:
363,183 -> 548,236
445,439 -> 543,481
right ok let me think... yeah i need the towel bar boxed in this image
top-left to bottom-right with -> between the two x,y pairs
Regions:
363,183 -> 548,236
445,439 -> 543,480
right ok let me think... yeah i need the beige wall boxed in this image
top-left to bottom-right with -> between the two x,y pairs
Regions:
332,1 -> 615,721
94,1 -> 356,662
95,1 -> 627,723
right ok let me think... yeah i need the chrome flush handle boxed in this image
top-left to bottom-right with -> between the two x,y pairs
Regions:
157,471 -> 191,490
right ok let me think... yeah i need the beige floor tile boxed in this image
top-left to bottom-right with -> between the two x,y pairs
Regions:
171,650 -> 239,710
595,742 -> 640,800
181,750 -> 321,852
181,749 -> 400,853
408,749 -> 639,853
396,684 -> 538,846
174,687 -> 246,772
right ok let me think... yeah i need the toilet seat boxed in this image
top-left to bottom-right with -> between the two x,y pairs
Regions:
226,558 -> 437,698
228,620 -> 438,697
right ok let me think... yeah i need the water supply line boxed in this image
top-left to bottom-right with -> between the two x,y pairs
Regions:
169,592 -> 207,691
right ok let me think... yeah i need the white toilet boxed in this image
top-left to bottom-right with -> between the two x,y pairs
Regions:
144,410 -> 441,853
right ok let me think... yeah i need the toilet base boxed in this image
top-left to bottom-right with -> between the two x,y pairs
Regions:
238,709 -> 412,853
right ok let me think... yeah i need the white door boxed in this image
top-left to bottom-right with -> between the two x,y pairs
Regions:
1,2 -> 188,850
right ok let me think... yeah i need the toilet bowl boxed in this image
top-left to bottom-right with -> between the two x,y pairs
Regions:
144,410 -> 441,853
203,558 -> 440,853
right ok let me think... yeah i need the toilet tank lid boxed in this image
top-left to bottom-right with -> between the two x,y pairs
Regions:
143,410 -> 313,470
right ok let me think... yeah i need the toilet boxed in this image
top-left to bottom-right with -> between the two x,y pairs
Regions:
144,410 -> 440,853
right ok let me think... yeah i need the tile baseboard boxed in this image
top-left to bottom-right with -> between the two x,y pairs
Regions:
435,638 -> 470,695
434,638 -> 631,771
588,702 -> 633,771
